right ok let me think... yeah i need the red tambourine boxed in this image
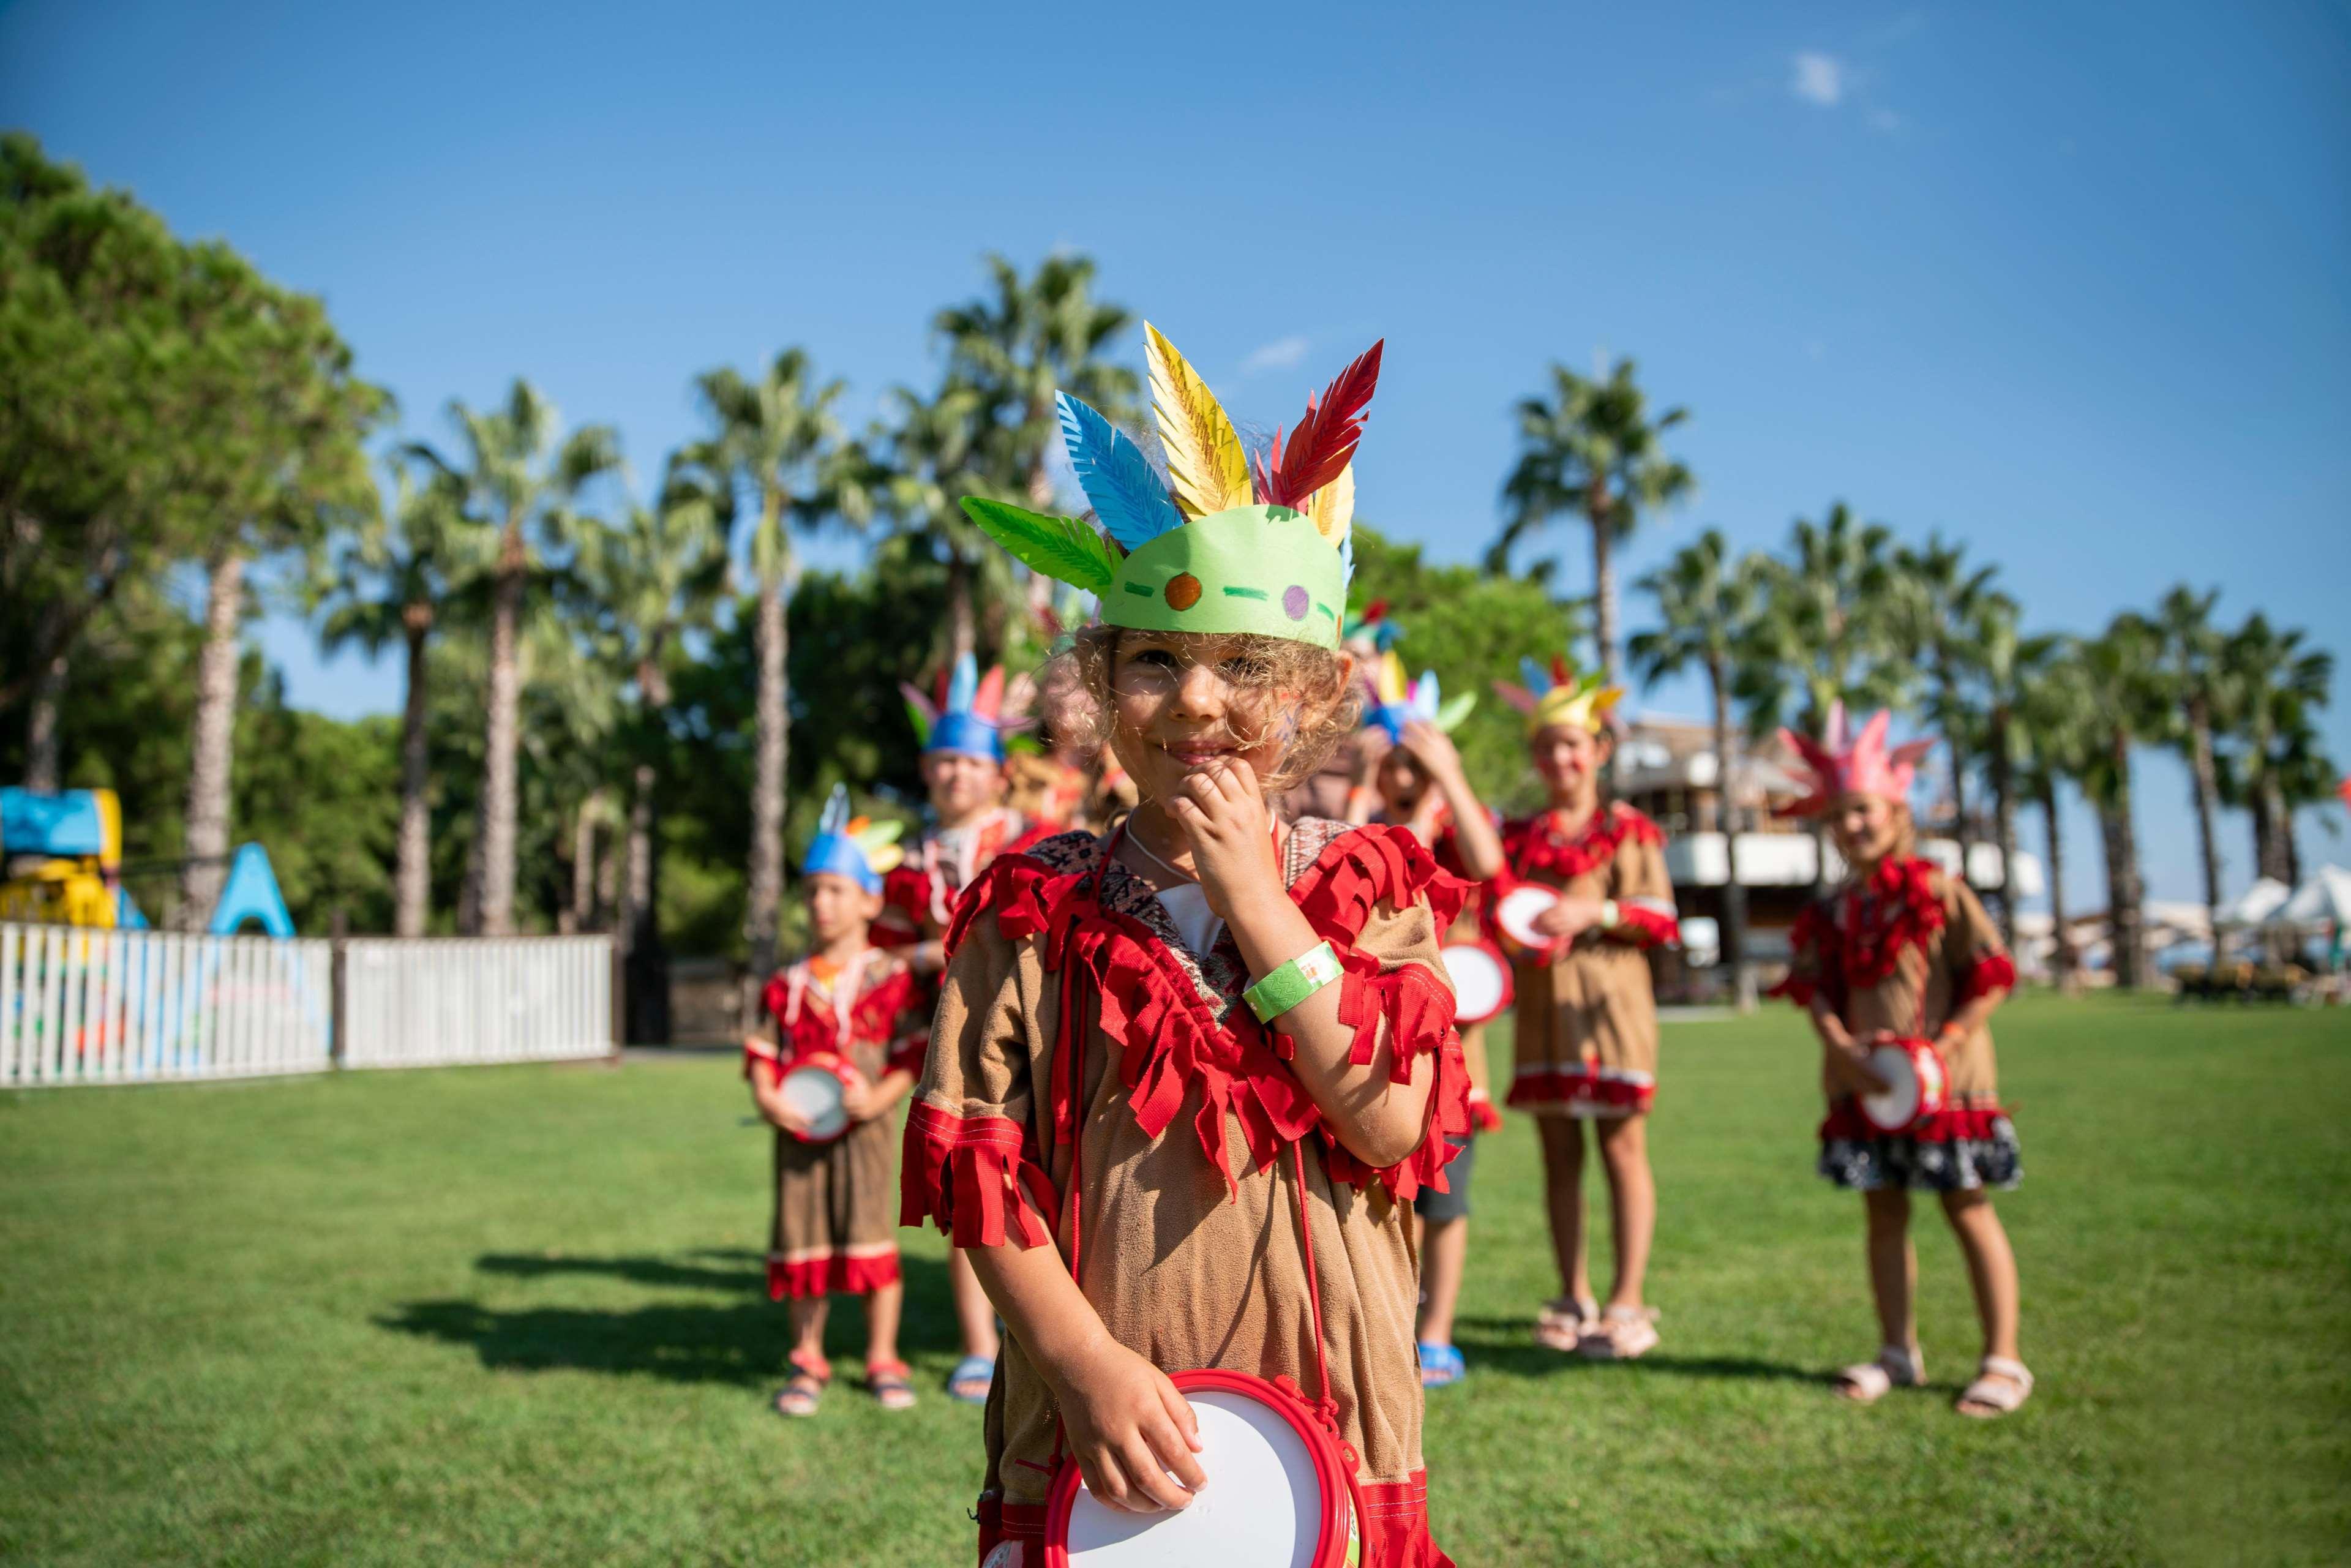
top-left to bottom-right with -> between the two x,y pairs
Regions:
778,1052 -> 864,1144
1440,938 -> 1514,1026
1859,1037 -> 1949,1135
1493,883 -> 1565,961
1043,1368 -> 1363,1568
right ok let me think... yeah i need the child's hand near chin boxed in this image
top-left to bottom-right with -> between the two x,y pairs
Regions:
1170,757 -> 1281,923
1049,1337 -> 1207,1514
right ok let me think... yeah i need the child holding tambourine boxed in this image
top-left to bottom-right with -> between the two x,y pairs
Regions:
1491,659 -> 1680,1362
1769,706 -> 2032,1418
746,789 -> 929,1417
902,326 -> 1467,1566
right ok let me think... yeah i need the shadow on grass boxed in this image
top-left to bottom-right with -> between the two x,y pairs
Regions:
377,1251 -> 959,1384
1450,1316 -> 1827,1387
473,1250 -> 765,1292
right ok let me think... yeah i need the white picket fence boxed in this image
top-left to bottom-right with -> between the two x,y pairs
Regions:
341,936 -> 613,1070
0,923 -> 615,1087
0,922 -> 334,1085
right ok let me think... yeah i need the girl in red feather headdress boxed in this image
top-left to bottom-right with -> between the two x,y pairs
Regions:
1769,705 -> 2033,1419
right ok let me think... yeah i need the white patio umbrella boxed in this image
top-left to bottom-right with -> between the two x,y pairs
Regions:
2276,866 -> 2351,927
2216,877 -> 2292,927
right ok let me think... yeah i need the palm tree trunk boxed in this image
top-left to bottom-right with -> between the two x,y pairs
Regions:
2257,775 -> 2295,885
568,787 -> 604,934
176,552 -> 246,930
743,550 -> 790,1021
1942,683 -> 1974,868
1989,708 -> 2019,951
1589,510 -> 1618,685
1708,657 -> 1752,1009
947,553 -> 977,664
2099,731 -> 2146,989
624,759 -> 669,1045
473,519 -> 525,937
2186,702 -> 2223,929
394,620 -> 432,937
23,596 -> 69,793
2039,776 -> 2074,990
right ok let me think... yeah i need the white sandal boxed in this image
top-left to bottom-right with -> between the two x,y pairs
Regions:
1835,1345 -> 1925,1403
1578,1305 -> 1660,1361
1535,1297 -> 1597,1351
1956,1356 -> 2034,1418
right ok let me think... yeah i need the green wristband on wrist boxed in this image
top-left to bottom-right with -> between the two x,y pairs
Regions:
1245,940 -> 1344,1023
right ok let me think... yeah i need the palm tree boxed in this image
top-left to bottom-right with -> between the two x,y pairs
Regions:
690,349 -> 875,996
577,467 -> 730,1043
1630,529 -> 1761,1007
1888,533 -> 2000,860
1488,358 -> 1692,685
873,380 -> 1016,662
314,462 -> 476,936
1972,595 -> 2058,950
2147,586 -> 2232,931
933,253 -> 1138,513
411,380 -> 620,936
2015,639 -> 2094,986
2075,618 -> 2168,988
2219,613 -> 2335,888
1731,503 -> 1911,740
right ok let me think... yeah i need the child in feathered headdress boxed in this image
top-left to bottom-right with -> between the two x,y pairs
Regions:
1491,658 -> 1681,1361
1346,653 -> 1507,1390
1766,705 -> 2031,1419
903,326 -> 1468,1566
746,787 -> 929,1417
880,651 -> 1060,1405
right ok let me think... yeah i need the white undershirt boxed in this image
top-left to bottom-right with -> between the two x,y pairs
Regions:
1153,883 -> 1227,958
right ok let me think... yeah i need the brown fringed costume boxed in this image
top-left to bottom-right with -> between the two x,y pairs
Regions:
902,819 -> 1469,1568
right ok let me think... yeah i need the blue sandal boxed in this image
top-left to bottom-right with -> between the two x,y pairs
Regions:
1419,1342 -> 1466,1389
947,1354 -> 996,1405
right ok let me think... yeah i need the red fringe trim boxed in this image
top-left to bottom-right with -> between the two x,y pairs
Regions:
1608,902 -> 1680,948
1843,856 -> 1945,989
1505,1066 -> 1655,1114
900,1103 -> 1057,1248
937,824 -> 1471,1204
1821,1101 -> 2011,1143
767,1249 -> 900,1300
759,961 -> 921,1062
1361,1469 -> 1455,1568
1501,802 -> 1662,885
1961,950 -> 2017,1004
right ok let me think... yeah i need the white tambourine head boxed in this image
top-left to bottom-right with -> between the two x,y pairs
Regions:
1061,1387 -> 1324,1566
1861,1045 -> 1921,1131
1495,886 -> 1560,950
1441,943 -> 1507,1025
781,1066 -> 849,1140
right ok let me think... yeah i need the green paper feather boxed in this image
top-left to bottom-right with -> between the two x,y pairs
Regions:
959,497 -> 1116,596
1434,692 -> 1478,732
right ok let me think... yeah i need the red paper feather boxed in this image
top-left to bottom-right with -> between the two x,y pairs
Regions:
1258,340 -> 1384,509
973,665 -> 1005,722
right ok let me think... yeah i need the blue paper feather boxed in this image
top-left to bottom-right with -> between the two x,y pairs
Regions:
945,652 -> 978,716
1520,656 -> 1554,697
1057,393 -> 1184,550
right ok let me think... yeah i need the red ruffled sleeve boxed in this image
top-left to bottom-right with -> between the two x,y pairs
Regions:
1767,902 -> 1837,1009
872,865 -> 931,947
901,1103 -> 1057,1248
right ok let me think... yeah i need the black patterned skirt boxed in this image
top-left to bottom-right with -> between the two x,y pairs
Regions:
1817,1101 -> 2022,1192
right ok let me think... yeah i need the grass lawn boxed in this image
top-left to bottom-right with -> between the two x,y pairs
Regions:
2,992 -> 2345,1566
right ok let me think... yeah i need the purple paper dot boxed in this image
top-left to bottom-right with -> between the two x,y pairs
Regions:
1282,585 -> 1310,621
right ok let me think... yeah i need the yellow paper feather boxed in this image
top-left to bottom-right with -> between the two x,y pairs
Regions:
1143,322 -> 1253,519
1304,463 -> 1354,547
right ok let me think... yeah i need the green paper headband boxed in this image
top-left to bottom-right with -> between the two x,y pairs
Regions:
954,323 -> 1382,652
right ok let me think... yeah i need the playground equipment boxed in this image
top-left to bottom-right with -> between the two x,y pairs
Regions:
1,787 -> 294,935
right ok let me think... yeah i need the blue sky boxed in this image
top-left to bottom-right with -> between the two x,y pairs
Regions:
7,1 -> 2347,909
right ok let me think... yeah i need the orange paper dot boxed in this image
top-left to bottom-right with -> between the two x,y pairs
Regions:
1164,573 -> 1202,610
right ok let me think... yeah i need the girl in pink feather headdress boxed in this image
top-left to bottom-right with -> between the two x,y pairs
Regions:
1769,705 -> 2034,1420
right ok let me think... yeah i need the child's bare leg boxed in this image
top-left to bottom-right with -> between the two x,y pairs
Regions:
1862,1188 -> 1917,1351
1595,1114 -> 1655,1310
789,1296 -> 830,1360
1537,1114 -> 1591,1305
1417,1217 -> 1469,1345
864,1278 -> 905,1366
948,1247 -> 1001,1360
1940,1190 -> 2020,1362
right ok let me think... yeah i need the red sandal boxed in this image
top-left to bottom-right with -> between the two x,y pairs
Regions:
773,1349 -> 830,1419
865,1357 -> 917,1412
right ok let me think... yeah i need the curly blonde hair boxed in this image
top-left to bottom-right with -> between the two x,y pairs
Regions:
1040,625 -> 1360,799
